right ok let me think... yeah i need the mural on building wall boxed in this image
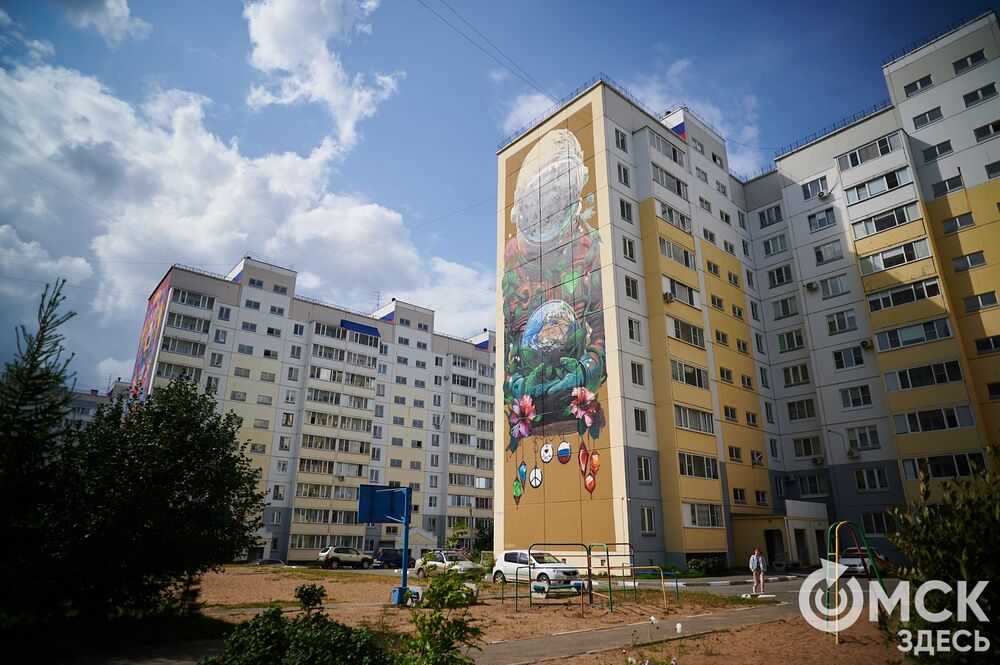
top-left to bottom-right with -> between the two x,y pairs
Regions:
131,275 -> 171,399
502,110 -> 607,509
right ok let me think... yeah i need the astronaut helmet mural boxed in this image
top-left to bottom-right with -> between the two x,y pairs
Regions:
502,123 -> 607,507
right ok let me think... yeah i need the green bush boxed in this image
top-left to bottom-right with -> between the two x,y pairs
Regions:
685,557 -> 726,576
403,570 -> 482,665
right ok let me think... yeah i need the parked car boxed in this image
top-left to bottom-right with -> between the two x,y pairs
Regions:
491,550 -> 580,584
251,558 -> 285,566
374,548 -> 415,569
318,546 -> 373,569
836,547 -> 892,576
414,550 -> 485,579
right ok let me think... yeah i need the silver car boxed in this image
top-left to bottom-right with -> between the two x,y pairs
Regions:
492,550 -> 579,584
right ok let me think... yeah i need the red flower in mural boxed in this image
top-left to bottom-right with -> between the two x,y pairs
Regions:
569,387 -> 601,428
509,395 -> 536,440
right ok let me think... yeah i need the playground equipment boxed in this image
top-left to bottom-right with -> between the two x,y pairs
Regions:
825,520 -> 887,644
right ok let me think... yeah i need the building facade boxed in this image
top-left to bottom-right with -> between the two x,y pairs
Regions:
132,256 -> 495,562
495,10 -> 999,568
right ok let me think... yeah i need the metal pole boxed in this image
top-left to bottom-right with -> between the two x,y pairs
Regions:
400,487 -> 411,593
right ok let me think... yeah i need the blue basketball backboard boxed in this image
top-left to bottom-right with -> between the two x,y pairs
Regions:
358,484 -> 411,523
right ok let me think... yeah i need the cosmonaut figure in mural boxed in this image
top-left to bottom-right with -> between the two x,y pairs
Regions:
502,127 -> 607,500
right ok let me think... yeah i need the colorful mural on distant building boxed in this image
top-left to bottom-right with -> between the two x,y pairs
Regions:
131,275 -> 171,399
501,104 -> 608,515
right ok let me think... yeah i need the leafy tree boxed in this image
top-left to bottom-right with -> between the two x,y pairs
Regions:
473,520 -> 493,554
0,280 -> 77,622
888,460 -> 999,662
404,570 -> 482,665
445,518 -> 468,550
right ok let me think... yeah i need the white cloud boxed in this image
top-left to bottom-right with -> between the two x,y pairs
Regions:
0,224 -> 93,298
244,0 -> 402,153
488,68 -> 509,83
0,8 -> 55,61
50,0 -> 150,48
628,58 -> 765,175
96,356 -> 133,384
500,92 -> 554,135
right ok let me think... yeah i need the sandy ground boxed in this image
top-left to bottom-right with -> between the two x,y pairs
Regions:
557,616 -> 911,665
199,567 -> 778,644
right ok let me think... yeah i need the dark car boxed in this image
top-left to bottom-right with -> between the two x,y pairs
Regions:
374,548 -> 414,569
251,558 -> 285,566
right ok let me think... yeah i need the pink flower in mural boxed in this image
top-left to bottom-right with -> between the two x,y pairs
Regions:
569,387 -> 601,428
508,394 -> 536,440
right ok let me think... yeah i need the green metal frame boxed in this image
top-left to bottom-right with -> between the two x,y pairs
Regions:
824,520 -> 887,643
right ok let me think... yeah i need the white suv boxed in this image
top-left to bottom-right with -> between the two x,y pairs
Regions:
318,546 -> 372,569
491,550 -> 580,584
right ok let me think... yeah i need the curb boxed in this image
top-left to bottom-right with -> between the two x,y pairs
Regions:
674,575 -> 799,587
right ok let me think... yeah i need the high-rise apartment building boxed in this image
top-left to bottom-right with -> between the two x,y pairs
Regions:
132,256 -> 495,562
495,10 -> 998,568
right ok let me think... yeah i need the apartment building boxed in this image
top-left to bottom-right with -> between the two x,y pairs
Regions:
131,256 -> 495,562
495,10 -> 998,569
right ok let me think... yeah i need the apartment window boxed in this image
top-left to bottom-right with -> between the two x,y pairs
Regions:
772,296 -> 798,319
650,132 -> 685,165
640,507 -> 656,536
216,306 -> 231,321
706,260 -> 720,276
721,211 -> 733,229
733,488 -> 747,505
247,277 -> 263,289
244,299 -> 260,310
715,330 -> 729,346
778,329 -> 804,352
952,251 -> 986,273
885,360 -> 962,392
754,490 -> 768,506
737,339 -> 749,354
634,408 -> 648,433
266,326 -> 281,337
802,176 -> 828,200
711,294 -> 724,310
912,107 -> 942,129
620,199 -> 634,223
767,264 -> 793,288
893,405 -> 974,434
719,367 -> 733,383
723,407 -> 738,423
282,412 -> 294,427
783,363 -> 810,387
859,238 -> 930,274
263,349 -> 278,359
240,321 -> 257,333
738,210 -> 746,228
827,309 -> 857,335
652,166 -> 689,200
741,374 -> 753,390
848,425 -> 880,450
966,292 -> 999,312
793,436 -> 822,458
876,317 -> 951,351
209,352 -> 223,367
760,367 -> 770,388
696,167 -> 708,182
732,305 -> 744,320
617,163 -> 630,186
622,237 -> 636,262
671,359 -> 709,388
727,445 -> 742,463
788,399 -> 815,421
674,405 -> 714,434
237,344 -> 253,355
745,270 -> 754,288
763,234 -> 787,256
903,75 -> 932,97
703,228 -> 716,244
855,467 -> 889,492
684,502 -> 723,528
841,385 -> 873,409
764,403 -> 775,424
671,318 -> 705,348
746,412 -> 758,427
638,456 -> 652,484
691,137 -> 705,153
988,161 -> 1000,180
954,49 -> 986,74
270,305 -> 284,316
833,346 -> 865,369
699,197 -> 712,213
678,452 -> 719,479
717,180 -> 728,196
759,205 -> 782,228
723,240 -> 735,255
846,167 -> 911,204
627,318 -> 641,343
230,390 -> 247,402
931,174 -> 964,198
625,276 -> 639,300
923,140 -> 953,163
807,208 -> 836,233
820,274 -> 849,299
852,202 -> 920,239
770,438 -> 780,460
903,452 -> 987,481
712,153 -> 724,168
214,329 -> 227,344
664,276 -> 700,307
234,366 -> 250,378
751,301 -> 760,321
615,128 -> 628,152
838,132 -> 901,170
253,418 -> 269,429
290,345 -> 301,359
863,512 -> 896,537
868,277 -> 940,312
974,118 -> 1000,142
630,362 -> 645,387
256,394 -> 272,406
728,272 -> 740,287
988,382 -> 1000,399
799,475 -> 829,497
287,367 -> 299,381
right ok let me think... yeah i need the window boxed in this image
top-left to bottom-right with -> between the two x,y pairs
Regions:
724,406 -> 738,422
988,382 -> 1000,399
670,318 -> 705,348
625,276 -> 639,300
751,301 -> 760,321
209,352 -> 223,367
257,394 -> 272,406
838,132 -> 902,171
799,475 -> 829,497
240,321 -> 257,333
783,363 -> 810,387
820,274 -> 849,299
244,299 -> 260,310
627,318 -> 642,343
248,277 -> 264,289
615,128 -> 628,152
640,507 -> 656,536
266,326 -> 281,337
290,345 -> 301,359
703,228 -> 716,244
855,468 -> 888,492
630,362 -> 645,387
659,200 -> 692,233
885,360 -> 962,392
638,456 -> 652,484
745,270 -> 753,288
848,425 -> 880,450
931,174 -> 964,198
712,152 -> 724,168
711,294 -> 724,310
263,349 -> 278,359
754,490 -> 768,506
841,385 -> 873,409
954,49 -> 986,74
859,238 -> 930,274
738,210 -> 746,228
229,390 -> 247,402
868,277 -> 940,312
699,196 -> 712,213
767,264 -> 793,288
846,167 -> 911,204
827,309 -> 857,335
733,488 -> 747,504
617,163 -> 630,186
674,405 -> 714,434
214,329 -> 227,344
253,418 -> 269,429
696,167 -> 708,182
287,367 -> 299,381
741,374 -> 753,389
218,306 -> 231,321
763,234 -> 787,256
893,405 -> 974,434
793,436 -> 822,458
987,160 -> 1000,180
923,140 -> 953,163
691,137 -> 705,153
903,452 -> 987,481
293,323 -> 304,335
802,176 -> 828,200
717,181 -> 728,196
237,344 -> 253,355
620,199 -> 634,222
721,209 -> 732,225
912,106 -> 942,129
965,292 -> 998,312
737,339 -> 749,354
649,132 -> 685,165
678,452 -> 719,479
807,208 -> 836,232
658,237 -> 695,269
772,296 -> 798,319
876,317 -> 951,351
788,399 -> 815,421
715,330 -> 729,346
778,329 -> 804,352
952,251 -> 986,273
759,205 -> 782,228
664,276 -> 700,307
974,118 -> 1000,142
746,411 -> 758,427
728,272 -> 740,287
706,260 -> 720,276
852,202 -> 920,239
671,359 -> 709,388
720,367 -> 733,383
760,367 -> 770,388
723,240 -> 735,255
622,237 -> 636,261
903,75 -> 932,98
833,346 -> 863,369
684,502 -> 723,528
270,305 -> 284,316
634,408 -> 648,433
862,512 -> 896,537
732,305 -> 744,319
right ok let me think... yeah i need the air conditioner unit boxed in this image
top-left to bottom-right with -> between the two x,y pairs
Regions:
663,292 -> 676,303
336,475 -> 346,481
847,449 -> 859,458
811,456 -> 825,465
817,190 -> 829,199
782,474 -> 794,482
805,282 -> 818,291
860,339 -> 872,349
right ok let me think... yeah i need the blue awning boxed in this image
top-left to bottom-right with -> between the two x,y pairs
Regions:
341,319 -> 380,337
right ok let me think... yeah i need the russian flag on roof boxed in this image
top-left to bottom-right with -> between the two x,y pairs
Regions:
380,311 -> 395,322
475,339 -> 490,350
670,121 -> 686,140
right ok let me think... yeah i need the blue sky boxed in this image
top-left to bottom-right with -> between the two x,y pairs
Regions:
0,0 -> 985,391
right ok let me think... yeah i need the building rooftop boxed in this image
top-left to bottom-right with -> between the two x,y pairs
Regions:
882,7 -> 993,67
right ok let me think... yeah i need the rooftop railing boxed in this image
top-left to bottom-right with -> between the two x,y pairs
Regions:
774,98 -> 892,159
882,8 -> 992,66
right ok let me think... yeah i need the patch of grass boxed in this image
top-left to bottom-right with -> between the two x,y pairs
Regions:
267,567 -> 396,584
205,600 -> 299,610
632,588 -> 779,608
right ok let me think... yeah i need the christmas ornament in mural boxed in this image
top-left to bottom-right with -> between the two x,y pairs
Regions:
502,124 -> 607,506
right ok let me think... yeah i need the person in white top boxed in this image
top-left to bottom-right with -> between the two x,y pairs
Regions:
748,547 -> 767,594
